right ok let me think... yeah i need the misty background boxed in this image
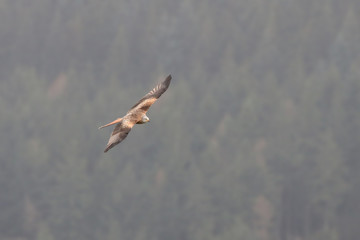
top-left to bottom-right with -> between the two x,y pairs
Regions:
1,0 -> 360,240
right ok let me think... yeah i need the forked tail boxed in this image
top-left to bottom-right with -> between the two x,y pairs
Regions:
98,118 -> 122,129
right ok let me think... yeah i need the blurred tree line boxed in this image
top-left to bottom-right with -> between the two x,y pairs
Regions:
0,0 -> 360,239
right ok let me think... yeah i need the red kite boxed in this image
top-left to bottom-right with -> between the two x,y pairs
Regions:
99,75 -> 172,152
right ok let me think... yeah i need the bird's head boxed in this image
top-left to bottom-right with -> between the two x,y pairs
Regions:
138,115 -> 150,124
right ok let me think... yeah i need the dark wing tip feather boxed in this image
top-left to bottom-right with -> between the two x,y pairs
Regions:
129,74 -> 172,111
151,74 -> 172,99
104,144 -> 113,153
163,74 -> 172,87
103,124 -> 132,153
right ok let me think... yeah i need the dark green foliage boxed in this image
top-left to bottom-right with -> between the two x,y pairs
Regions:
0,1 -> 359,240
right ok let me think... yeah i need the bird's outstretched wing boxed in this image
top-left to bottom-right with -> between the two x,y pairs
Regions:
128,74 -> 172,114
98,75 -> 172,130
101,74 -> 172,152
103,119 -> 135,152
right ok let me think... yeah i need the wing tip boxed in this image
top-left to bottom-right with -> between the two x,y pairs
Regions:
165,74 -> 172,82
163,74 -> 172,88
104,144 -> 113,153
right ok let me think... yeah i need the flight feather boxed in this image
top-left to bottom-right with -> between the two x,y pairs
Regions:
100,75 -> 172,152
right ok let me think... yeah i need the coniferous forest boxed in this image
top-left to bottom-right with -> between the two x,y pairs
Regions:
1,1 -> 360,239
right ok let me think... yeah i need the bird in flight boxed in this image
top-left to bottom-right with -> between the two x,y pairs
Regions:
99,75 -> 172,152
